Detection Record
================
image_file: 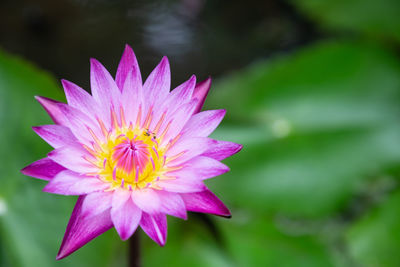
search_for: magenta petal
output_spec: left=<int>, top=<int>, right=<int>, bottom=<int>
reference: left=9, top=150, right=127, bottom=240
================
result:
left=160, top=99, right=198, bottom=145
left=121, top=69, right=143, bottom=124
left=81, top=191, right=113, bottom=217
left=140, top=212, right=167, bottom=246
left=35, top=96, right=66, bottom=125
left=202, top=139, right=243, bottom=161
left=61, top=79, right=105, bottom=121
left=168, top=75, right=196, bottom=106
left=192, top=77, right=211, bottom=113
left=143, top=56, right=170, bottom=105
left=56, top=196, right=113, bottom=260
left=180, top=188, right=231, bottom=217
left=36, top=97, right=101, bottom=144
left=90, top=58, right=121, bottom=110
left=131, top=189, right=161, bottom=214
left=116, top=44, right=142, bottom=92
left=170, top=156, right=230, bottom=180
left=43, top=170, right=109, bottom=195
left=21, top=158, right=65, bottom=181
left=32, top=125, right=77, bottom=148
left=158, top=191, right=187, bottom=219
left=157, top=178, right=205, bottom=193
left=111, top=189, right=142, bottom=240
left=166, top=137, right=212, bottom=165
left=48, top=146, right=97, bottom=174
left=181, top=109, right=226, bottom=138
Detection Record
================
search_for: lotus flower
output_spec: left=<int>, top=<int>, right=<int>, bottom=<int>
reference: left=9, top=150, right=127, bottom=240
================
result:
left=21, top=45, right=242, bottom=260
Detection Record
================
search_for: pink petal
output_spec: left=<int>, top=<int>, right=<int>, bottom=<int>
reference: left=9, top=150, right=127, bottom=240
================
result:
left=166, top=137, right=212, bottom=165
left=21, top=158, right=65, bottom=181
left=61, top=79, right=107, bottom=124
left=181, top=109, right=226, bottom=138
left=90, top=58, right=121, bottom=111
left=160, top=99, right=198, bottom=146
left=131, top=189, right=161, bottom=214
left=157, top=178, right=205, bottom=193
left=143, top=56, right=170, bottom=107
left=48, top=146, right=97, bottom=174
left=121, top=69, right=143, bottom=125
left=36, top=96, right=101, bottom=144
left=32, top=125, right=77, bottom=148
left=35, top=96, right=67, bottom=125
left=202, top=139, right=243, bottom=161
left=116, top=44, right=142, bottom=92
left=111, top=189, right=142, bottom=240
left=56, top=196, right=113, bottom=260
left=167, top=75, right=196, bottom=107
left=157, top=191, right=187, bottom=219
left=112, top=188, right=132, bottom=209
left=81, top=191, right=113, bottom=217
left=147, top=75, right=196, bottom=135
left=140, top=212, right=167, bottom=246
left=180, top=188, right=231, bottom=217
left=168, top=156, right=230, bottom=180
left=192, top=77, right=211, bottom=113
left=43, top=170, right=109, bottom=195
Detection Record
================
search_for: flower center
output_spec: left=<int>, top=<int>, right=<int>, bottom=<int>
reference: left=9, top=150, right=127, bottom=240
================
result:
left=82, top=107, right=183, bottom=191
left=112, top=137, right=149, bottom=174
left=82, top=107, right=176, bottom=191
left=99, top=126, right=166, bottom=190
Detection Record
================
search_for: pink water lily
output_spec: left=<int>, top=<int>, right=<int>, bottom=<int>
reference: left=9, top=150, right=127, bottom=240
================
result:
left=21, top=45, right=242, bottom=260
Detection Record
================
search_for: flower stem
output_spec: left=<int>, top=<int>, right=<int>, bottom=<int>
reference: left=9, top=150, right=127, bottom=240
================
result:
left=129, top=231, right=141, bottom=267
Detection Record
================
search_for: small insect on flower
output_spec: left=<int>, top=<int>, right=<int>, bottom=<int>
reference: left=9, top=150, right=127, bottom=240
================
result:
left=21, top=45, right=242, bottom=260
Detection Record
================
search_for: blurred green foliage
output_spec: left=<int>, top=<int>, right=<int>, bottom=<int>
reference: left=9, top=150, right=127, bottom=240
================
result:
left=0, top=51, right=124, bottom=266
left=291, top=0, right=400, bottom=42
left=1, top=0, right=400, bottom=266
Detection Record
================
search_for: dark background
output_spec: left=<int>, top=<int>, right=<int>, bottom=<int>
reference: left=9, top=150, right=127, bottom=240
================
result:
left=0, top=0, right=317, bottom=88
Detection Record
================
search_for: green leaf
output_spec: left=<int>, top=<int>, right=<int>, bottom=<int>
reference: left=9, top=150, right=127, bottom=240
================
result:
left=208, top=41, right=400, bottom=217
left=220, top=215, right=334, bottom=267
left=346, top=191, right=400, bottom=267
left=291, top=0, right=400, bottom=42
left=0, top=49, right=122, bottom=266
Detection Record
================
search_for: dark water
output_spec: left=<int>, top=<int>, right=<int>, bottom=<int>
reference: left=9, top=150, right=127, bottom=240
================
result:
left=0, top=0, right=318, bottom=89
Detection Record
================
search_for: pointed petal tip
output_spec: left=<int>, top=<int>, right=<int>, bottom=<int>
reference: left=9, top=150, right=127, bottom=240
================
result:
left=31, top=125, right=40, bottom=132
left=196, top=77, right=212, bottom=90
left=158, top=56, right=170, bottom=68
left=121, top=44, right=135, bottom=59
left=124, top=43, right=133, bottom=51
left=20, top=165, right=30, bottom=176
left=192, top=77, right=212, bottom=113
left=56, top=252, right=67, bottom=261
left=159, top=56, right=170, bottom=69
left=60, top=79, right=74, bottom=88
left=119, top=232, right=131, bottom=241
left=89, top=58, right=102, bottom=68
left=158, top=240, right=166, bottom=247
left=161, top=55, right=169, bottom=62
left=34, top=95, right=58, bottom=106
left=34, top=95, right=44, bottom=102
left=236, top=144, right=244, bottom=153
left=188, top=74, right=197, bottom=86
